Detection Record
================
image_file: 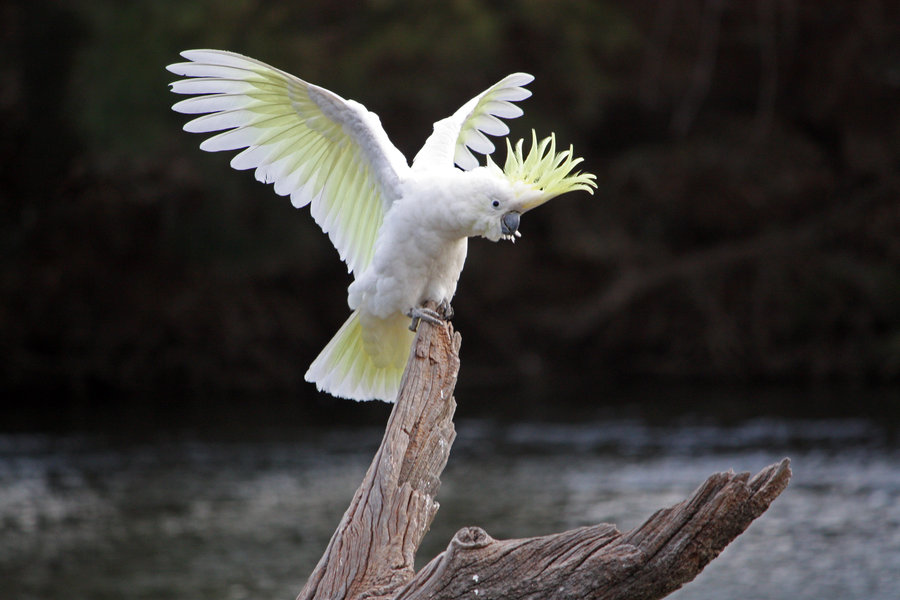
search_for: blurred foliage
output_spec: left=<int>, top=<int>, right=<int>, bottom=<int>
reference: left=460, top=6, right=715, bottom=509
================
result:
left=66, top=0, right=636, bottom=161
left=1, top=0, right=899, bottom=413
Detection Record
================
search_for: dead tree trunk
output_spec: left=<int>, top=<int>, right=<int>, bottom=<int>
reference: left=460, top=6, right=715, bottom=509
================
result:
left=297, top=303, right=791, bottom=600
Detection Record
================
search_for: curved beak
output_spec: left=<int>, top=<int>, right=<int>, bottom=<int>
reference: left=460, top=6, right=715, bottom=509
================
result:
left=501, top=211, right=521, bottom=238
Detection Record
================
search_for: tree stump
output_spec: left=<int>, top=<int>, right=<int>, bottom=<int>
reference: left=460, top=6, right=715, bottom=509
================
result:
left=297, top=305, right=791, bottom=600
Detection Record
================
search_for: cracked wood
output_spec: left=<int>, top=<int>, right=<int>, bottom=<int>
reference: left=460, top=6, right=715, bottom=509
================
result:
left=296, top=303, right=791, bottom=600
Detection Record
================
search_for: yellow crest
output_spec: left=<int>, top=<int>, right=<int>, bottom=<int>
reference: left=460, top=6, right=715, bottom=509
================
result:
left=488, top=130, right=597, bottom=211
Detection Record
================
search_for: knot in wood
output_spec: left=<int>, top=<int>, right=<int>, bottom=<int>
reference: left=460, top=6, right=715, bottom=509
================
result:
left=451, top=526, right=492, bottom=549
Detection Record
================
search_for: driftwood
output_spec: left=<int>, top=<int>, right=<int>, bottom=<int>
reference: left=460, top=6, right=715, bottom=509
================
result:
left=297, top=303, right=791, bottom=600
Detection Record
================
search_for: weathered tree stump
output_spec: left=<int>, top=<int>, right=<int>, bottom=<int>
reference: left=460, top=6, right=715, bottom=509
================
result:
left=297, top=304, right=791, bottom=600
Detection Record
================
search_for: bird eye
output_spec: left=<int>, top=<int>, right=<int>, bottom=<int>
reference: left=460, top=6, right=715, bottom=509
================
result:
left=491, top=200, right=500, bottom=208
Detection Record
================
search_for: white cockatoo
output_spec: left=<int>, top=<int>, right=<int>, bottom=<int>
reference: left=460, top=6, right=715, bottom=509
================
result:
left=167, top=50, right=596, bottom=402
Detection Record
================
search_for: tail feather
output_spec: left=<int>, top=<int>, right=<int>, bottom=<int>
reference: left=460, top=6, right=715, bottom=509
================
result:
left=305, top=309, right=413, bottom=402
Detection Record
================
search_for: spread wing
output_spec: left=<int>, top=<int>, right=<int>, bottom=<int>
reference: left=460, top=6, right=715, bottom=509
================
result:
left=167, top=50, right=410, bottom=274
left=412, top=72, right=533, bottom=172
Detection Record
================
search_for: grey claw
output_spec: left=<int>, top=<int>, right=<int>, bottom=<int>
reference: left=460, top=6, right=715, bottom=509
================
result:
left=438, top=300, right=454, bottom=320
left=407, top=306, right=444, bottom=331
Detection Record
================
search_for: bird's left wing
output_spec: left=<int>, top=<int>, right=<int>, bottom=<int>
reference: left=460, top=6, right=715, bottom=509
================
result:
left=412, top=73, right=534, bottom=172
left=167, top=50, right=409, bottom=274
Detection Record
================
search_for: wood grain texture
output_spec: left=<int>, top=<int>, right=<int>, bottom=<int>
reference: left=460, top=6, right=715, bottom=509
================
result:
left=297, top=303, right=461, bottom=600
left=394, top=459, right=791, bottom=600
left=296, top=306, right=791, bottom=600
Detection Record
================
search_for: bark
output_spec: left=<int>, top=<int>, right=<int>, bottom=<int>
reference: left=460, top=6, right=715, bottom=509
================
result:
left=297, top=302, right=461, bottom=600
left=297, top=303, right=791, bottom=600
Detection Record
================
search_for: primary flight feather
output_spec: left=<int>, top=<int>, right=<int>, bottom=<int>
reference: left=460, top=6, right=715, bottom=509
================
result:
left=167, top=49, right=596, bottom=402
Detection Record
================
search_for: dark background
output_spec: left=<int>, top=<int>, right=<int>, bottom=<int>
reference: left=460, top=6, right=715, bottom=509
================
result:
left=2, top=0, right=898, bottom=432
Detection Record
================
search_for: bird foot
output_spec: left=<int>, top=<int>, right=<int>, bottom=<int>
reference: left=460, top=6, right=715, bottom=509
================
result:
left=437, top=299, right=454, bottom=320
left=407, top=302, right=454, bottom=331
left=407, top=307, right=442, bottom=331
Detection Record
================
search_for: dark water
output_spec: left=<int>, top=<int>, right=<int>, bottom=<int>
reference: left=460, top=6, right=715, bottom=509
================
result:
left=1, top=410, right=898, bottom=600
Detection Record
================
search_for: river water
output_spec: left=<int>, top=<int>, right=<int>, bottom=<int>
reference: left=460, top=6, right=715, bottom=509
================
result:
left=1, top=404, right=898, bottom=600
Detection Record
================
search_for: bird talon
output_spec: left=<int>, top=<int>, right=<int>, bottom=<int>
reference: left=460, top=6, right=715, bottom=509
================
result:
left=406, top=306, right=444, bottom=331
left=436, top=300, right=454, bottom=320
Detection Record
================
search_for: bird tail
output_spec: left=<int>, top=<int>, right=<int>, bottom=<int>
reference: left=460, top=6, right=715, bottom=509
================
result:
left=304, top=309, right=414, bottom=402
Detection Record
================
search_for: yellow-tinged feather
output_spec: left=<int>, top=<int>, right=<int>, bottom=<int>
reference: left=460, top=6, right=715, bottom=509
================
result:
left=168, top=49, right=405, bottom=276
left=489, top=131, right=597, bottom=211
left=334, top=164, right=369, bottom=262
left=304, top=310, right=411, bottom=402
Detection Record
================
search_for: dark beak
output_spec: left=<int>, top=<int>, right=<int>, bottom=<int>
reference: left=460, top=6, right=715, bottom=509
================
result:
left=501, top=211, right=521, bottom=237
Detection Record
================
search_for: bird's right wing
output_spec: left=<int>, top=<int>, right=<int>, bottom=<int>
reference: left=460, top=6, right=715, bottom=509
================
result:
left=412, top=73, right=534, bottom=171
left=167, top=50, right=410, bottom=275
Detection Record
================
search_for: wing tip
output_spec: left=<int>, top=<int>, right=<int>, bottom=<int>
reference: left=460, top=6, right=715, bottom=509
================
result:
left=508, top=72, right=535, bottom=85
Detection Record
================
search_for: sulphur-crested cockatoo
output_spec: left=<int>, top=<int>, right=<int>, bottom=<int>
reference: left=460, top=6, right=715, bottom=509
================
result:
left=167, top=50, right=595, bottom=402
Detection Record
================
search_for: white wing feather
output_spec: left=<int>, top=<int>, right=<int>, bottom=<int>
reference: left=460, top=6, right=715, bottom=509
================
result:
left=167, top=49, right=410, bottom=274
left=412, top=72, right=533, bottom=171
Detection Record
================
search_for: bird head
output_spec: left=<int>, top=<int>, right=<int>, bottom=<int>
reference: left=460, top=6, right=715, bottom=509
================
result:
left=478, top=131, right=596, bottom=242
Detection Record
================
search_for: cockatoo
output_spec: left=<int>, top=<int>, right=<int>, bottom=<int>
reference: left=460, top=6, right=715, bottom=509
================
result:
left=167, top=50, right=596, bottom=402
